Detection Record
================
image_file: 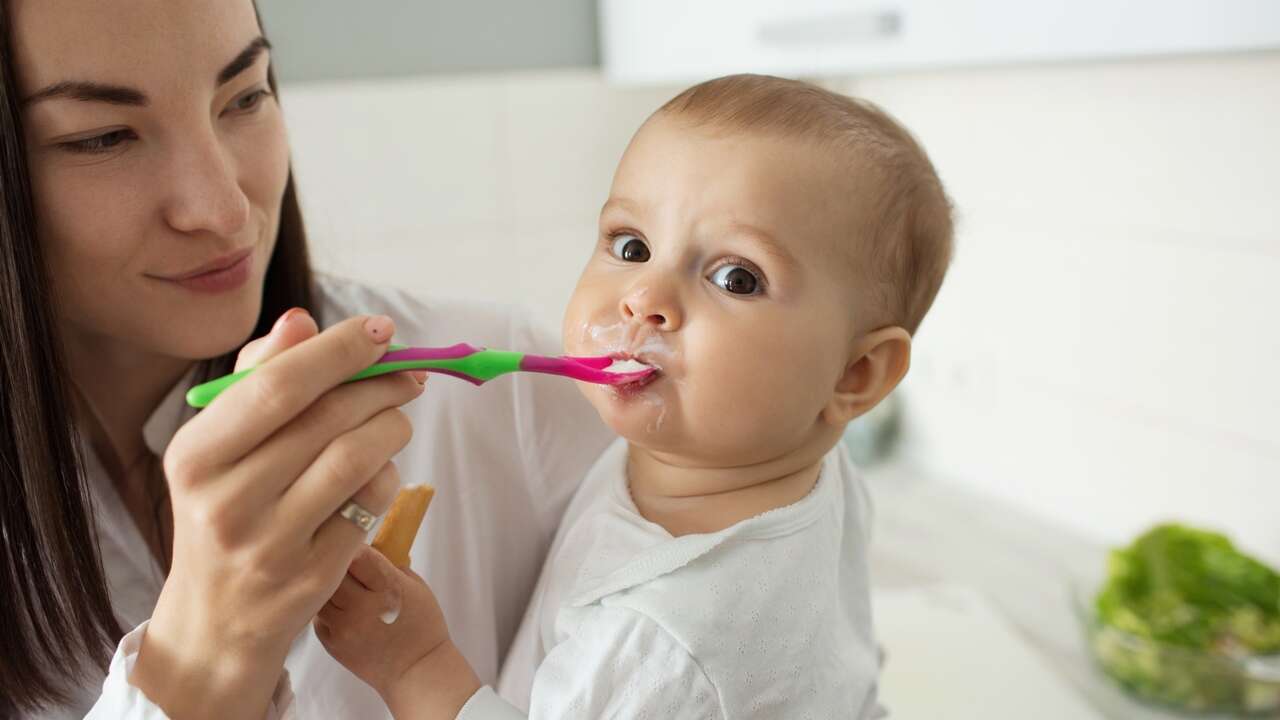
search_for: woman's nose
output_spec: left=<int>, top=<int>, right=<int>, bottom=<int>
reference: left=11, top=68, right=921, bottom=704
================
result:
left=162, top=131, right=251, bottom=238
left=618, top=283, right=681, bottom=330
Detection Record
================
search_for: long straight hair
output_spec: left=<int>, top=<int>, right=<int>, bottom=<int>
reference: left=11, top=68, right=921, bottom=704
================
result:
left=0, top=3, right=314, bottom=714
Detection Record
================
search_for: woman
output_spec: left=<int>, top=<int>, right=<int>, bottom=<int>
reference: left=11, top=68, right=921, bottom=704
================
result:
left=0, top=1, right=611, bottom=718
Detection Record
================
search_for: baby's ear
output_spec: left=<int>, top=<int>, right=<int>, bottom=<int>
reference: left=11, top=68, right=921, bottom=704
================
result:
left=823, top=327, right=911, bottom=426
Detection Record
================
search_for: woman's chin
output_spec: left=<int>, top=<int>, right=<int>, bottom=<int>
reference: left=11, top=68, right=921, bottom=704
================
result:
left=164, top=307, right=262, bottom=361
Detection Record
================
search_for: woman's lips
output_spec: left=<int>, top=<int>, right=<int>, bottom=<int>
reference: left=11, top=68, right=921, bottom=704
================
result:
left=158, top=248, right=254, bottom=294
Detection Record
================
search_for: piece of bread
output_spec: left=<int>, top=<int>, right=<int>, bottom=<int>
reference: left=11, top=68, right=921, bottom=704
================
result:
left=371, top=484, right=434, bottom=568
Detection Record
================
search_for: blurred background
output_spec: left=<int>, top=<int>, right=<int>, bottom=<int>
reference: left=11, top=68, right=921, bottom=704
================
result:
left=258, top=2, right=1279, bottom=717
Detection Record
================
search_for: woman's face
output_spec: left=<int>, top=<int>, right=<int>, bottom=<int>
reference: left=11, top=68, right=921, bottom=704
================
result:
left=11, top=0, right=289, bottom=361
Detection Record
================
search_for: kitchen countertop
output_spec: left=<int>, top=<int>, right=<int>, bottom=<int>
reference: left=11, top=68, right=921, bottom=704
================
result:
left=862, top=460, right=1248, bottom=720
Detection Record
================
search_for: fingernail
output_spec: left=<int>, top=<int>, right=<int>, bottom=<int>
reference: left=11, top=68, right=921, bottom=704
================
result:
left=363, top=315, right=394, bottom=343
left=273, top=304, right=313, bottom=333
left=273, top=307, right=305, bottom=333
left=409, top=371, right=428, bottom=385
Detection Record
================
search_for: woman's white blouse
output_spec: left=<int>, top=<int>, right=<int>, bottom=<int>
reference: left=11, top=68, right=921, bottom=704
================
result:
left=31, top=276, right=613, bottom=719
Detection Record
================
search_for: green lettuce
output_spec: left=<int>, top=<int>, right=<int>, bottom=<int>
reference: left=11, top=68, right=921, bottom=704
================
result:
left=1091, top=523, right=1280, bottom=713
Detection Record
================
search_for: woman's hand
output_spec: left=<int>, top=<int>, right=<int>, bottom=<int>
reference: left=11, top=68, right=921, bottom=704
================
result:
left=131, top=309, right=427, bottom=719
left=316, top=546, right=480, bottom=720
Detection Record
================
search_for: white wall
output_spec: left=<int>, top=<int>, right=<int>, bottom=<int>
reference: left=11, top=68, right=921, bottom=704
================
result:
left=282, top=53, right=1280, bottom=564
left=282, top=71, right=678, bottom=334
left=837, top=54, right=1280, bottom=565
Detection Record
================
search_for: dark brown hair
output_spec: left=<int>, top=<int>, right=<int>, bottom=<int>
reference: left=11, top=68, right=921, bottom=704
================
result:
left=658, top=74, right=953, bottom=334
left=0, top=3, right=313, bottom=714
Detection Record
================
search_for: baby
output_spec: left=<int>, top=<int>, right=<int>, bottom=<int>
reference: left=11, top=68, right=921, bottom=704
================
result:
left=317, top=74, right=953, bottom=719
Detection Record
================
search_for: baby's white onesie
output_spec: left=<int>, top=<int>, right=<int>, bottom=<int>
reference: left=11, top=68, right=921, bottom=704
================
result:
left=495, top=439, right=885, bottom=719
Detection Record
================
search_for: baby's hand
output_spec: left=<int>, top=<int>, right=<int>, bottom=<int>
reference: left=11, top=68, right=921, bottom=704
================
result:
left=314, top=545, right=450, bottom=699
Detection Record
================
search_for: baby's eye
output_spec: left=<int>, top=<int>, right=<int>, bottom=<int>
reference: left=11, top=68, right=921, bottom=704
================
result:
left=609, top=234, right=650, bottom=263
left=709, top=264, right=762, bottom=296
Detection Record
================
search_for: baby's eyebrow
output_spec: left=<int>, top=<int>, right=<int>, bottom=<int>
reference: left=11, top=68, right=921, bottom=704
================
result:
left=600, top=197, right=642, bottom=217
left=730, top=222, right=797, bottom=268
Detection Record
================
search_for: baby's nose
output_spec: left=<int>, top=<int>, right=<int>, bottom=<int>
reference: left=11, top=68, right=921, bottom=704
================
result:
left=620, top=298, right=664, bottom=326
left=618, top=288, right=678, bottom=329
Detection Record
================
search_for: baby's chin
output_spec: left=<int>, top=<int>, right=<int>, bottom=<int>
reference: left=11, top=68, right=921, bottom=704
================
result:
left=586, top=382, right=677, bottom=444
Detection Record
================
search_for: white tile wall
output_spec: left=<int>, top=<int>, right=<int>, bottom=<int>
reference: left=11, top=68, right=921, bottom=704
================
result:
left=281, top=55, right=1280, bottom=564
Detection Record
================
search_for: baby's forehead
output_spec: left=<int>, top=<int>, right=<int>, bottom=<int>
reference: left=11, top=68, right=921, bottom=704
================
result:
left=626, top=115, right=880, bottom=256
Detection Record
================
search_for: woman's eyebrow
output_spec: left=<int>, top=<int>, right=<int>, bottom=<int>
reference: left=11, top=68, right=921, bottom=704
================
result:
left=216, top=36, right=271, bottom=87
left=21, top=36, right=271, bottom=108
left=21, top=81, right=147, bottom=107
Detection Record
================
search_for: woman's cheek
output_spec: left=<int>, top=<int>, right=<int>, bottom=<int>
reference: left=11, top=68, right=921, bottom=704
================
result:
left=37, top=174, right=141, bottom=311
left=232, top=107, right=290, bottom=211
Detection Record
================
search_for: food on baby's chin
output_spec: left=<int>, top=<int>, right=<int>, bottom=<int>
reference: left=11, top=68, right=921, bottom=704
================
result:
left=604, top=358, right=652, bottom=374
left=1090, top=523, right=1280, bottom=713
left=371, top=484, right=434, bottom=568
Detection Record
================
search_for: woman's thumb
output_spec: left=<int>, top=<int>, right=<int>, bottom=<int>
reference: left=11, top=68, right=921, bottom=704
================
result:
left=234, top=307, right=318, bottom=372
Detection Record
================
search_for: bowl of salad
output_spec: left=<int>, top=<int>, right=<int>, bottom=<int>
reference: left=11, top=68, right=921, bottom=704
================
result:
left=1073, top=523, right=1280, bottom=715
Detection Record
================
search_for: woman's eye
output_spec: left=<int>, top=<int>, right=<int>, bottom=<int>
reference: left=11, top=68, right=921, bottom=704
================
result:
left=709, top=264, right=762, bottom=295
left=230, top=89, right=271, bottom=113
left=61, top=129, right=135, bottom=154
left=609, top=234, right=650, bottom=263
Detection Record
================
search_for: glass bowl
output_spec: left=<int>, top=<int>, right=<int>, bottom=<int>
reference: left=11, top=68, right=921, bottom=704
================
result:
left=1071, top=574, right=1280, bottom=716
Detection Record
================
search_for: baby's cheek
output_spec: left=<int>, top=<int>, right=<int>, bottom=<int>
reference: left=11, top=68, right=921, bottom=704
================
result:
left=693, top=355, right=770, bottom=423
left=708, top=334, right=829, bottom=424
left=559, top=311, right=582, bottom=355
left=560, top=305, right=603, bottom=357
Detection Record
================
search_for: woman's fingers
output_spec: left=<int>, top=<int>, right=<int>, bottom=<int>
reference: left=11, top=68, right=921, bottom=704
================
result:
left=173, top=315, right=396, bottom=468
left=235, top=307, right=318, bottom=372
left=284, top=406, right=410, bottom=540
left=307, top=462, right=406, bottom=572
left=232, top=372, right=423, bottom=502
left=276, top=459, right=402, bottom=613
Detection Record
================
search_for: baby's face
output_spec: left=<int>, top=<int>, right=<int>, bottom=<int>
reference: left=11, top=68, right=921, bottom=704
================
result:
left=563, top=114, right=868, bottom=464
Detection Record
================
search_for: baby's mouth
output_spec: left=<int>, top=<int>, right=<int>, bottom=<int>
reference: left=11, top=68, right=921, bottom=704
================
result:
left=605, top=352, right=661, bottom=393
left=603, top=357, right=652, bottom=374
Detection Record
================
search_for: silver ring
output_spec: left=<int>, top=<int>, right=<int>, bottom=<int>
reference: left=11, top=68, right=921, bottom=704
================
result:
left=337, top=500, right=378, bottom=532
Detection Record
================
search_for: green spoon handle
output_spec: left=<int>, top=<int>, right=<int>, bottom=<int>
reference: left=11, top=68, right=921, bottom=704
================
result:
left=185, top=345, right=523, bottom=408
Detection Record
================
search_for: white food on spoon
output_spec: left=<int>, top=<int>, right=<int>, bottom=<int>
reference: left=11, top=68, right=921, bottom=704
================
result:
left=604, top=358, right=652, bottom=374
